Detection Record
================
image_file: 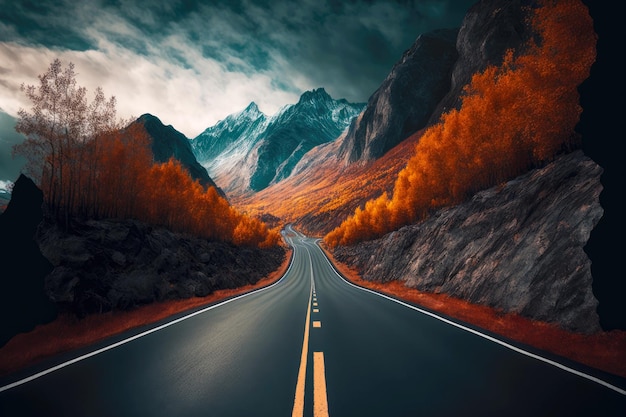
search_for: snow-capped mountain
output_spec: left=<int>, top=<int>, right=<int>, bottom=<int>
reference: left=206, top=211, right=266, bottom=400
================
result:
left=190, top=88, right=365, bottom=195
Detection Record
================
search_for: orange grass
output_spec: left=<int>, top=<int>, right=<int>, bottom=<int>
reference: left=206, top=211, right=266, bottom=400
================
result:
left=0, top=249, right=292, bottom=377
left=322, top=246, right=626, bottom=379
left=235, top=131, right=423, bottom=235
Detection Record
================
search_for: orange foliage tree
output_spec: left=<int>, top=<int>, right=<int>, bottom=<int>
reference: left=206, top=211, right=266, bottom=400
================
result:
left=326, top=0, right=596, bottom=247
left=14, top=59, right=279, bottom=248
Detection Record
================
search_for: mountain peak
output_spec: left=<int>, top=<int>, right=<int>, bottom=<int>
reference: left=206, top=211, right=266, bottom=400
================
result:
left=138, top=113, right=160, bottom=124
left=137, top=113, right=176, bottom=132
left=241, top=102, right=263, bottom=119
left=299, top=87, right=332, bottom=104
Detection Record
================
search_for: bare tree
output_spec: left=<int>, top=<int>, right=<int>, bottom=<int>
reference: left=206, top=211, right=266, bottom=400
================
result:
left=13, top=58, right=127, bottom=225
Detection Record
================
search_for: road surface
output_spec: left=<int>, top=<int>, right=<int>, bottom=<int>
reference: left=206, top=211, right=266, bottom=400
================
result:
left=1, top=226, right=625, bottom=416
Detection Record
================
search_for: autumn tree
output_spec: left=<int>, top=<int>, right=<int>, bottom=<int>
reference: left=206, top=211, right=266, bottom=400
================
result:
left=326, top=0, right=596, bottom=247
left=14, top=58, right=280, bottom=248
left=14, top=58, right=127, bottom=225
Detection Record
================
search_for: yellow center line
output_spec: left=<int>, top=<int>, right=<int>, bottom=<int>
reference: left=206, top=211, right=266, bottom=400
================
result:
left=292, top=247, right=315, bottom=417
left=313, top=308, right=319, bottom=313
left=314, top=352, right=330, bottom=417
left=292, top=283, right=312, bottom=417
left=313, top=321, right=321, bottom=328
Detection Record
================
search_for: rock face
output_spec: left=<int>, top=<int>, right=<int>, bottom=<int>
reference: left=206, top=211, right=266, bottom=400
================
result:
left=333, top=151, right=603, bottom=333
left=0, top=175, right=56, bottom=346
left=133, top=114, right=224, bottom=196
left=428, top=0, right=535, bottom=125
left=337, top=28, right=458, bottom=164
left=191, top=88, right=364, bottom=194
left=36, top=218, right=285, bottom=318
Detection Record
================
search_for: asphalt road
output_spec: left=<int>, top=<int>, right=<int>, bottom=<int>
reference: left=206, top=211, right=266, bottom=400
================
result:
left=1, top=226, right=625, bottom=416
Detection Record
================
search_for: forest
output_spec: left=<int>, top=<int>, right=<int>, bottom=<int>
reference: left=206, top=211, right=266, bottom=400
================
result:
left=325, top=0, right=596, bottom=247
left=13, top=60, right=280, bottom=248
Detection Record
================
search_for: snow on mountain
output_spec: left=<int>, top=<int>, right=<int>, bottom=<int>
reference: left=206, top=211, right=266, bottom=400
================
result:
left=190, top=88, right=365, bottom=195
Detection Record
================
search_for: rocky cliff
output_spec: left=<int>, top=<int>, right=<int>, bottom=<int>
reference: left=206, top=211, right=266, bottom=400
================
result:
left=36, top=217, right=286, bottom=318
left=427, top=0, right=535, bottom=126
left=337, top=28, right=458, bottom=164
left=332, top=151, right=603, bottom=333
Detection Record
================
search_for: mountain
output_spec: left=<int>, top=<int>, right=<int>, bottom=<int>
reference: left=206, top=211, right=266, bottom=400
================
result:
left=191, top=88, right=365, bottom=194
left=191, top=103, right=269, bottom=196
left=132, top=114, right=224, bottom=196
left=338, top=28, right=458, bottom=164
left=239, top=0, right=620, bottom=336
left=192, top=102, right=267, bottom=163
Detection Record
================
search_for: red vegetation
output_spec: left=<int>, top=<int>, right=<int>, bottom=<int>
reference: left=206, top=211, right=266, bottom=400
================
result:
left=14, top=59, right=279, bottom=247
left=64, top=128, right=279, bottom=247
left=322, top=247, right=626, bottom=378
left=0, top=249, right=292, bottom=377
left=236, top=131, right=422, bottom=235
left=326, top=0, right=597, bottom=246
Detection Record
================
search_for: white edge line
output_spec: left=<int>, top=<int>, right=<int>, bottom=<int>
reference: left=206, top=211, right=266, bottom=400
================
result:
left=0, top=245, right=296, bottom=394
left=314, top=240, right=626, bottom=396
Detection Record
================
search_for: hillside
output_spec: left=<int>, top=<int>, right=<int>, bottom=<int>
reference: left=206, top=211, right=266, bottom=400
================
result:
left=235, top=130, right=421, bottom=235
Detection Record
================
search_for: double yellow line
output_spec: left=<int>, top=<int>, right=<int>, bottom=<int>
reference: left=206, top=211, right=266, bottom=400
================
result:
left=292, top=249, right=329, bottom=417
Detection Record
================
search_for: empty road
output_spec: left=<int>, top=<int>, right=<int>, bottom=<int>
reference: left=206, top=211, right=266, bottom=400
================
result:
left=1, top=226, right=625, bottom=416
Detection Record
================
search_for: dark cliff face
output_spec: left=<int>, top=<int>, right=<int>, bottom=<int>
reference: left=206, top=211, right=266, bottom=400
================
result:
left=0, top=175, right=56, bottom=346
left=36, top=218, right=285, bottom=318
left=338, top=28, right=459, bottom=164
left=333, top=151, right=603, bottom=334
left=134, top=114, right=225, bottom=196
left=428, top=0, right=535, bottom=126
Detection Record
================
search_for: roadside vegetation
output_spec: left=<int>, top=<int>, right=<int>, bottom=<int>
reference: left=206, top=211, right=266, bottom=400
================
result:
left=326, top=0, right=596, bottom=247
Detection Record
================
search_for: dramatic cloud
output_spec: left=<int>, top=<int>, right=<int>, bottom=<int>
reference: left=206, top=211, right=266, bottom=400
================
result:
left=0, top=0, right=474, bottom=139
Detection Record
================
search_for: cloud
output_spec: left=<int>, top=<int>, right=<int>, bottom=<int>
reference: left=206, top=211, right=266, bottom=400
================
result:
left=0, top=40, right=300, bottom=138
left=0, top=0, right=475, bottom=137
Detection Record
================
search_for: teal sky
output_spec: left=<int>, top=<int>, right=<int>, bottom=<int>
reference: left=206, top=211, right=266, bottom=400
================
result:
left=0, top=0, right=474, bottom=138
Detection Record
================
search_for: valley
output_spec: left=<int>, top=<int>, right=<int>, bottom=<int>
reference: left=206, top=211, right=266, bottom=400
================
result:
left=0, top=0, right=624, bottom=415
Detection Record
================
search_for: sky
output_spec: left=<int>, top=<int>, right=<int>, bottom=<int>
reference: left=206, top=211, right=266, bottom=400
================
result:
left=0, top=0, right=475, bottom=136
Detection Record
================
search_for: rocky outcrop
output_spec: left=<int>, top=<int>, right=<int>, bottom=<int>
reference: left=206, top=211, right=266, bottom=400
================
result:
left=36, top=218, right=286, bottom=318
left=338, top=29, right=458, bottom=164
left=0, top=175, right=56, bottom=346
left=428, top=0, right=535, bottom=126
left=332, top=151, right=603, bottom=333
